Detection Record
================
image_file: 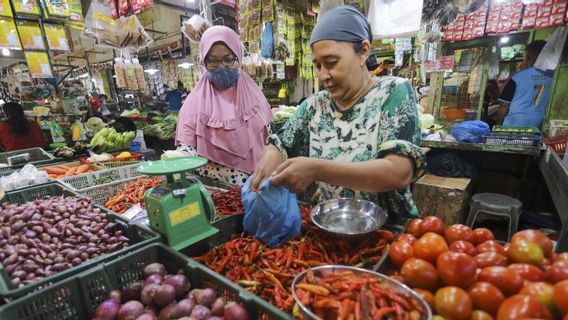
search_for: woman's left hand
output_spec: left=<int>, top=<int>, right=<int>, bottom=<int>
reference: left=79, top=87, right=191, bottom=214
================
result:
left=271, top=157, right=319, bottom=193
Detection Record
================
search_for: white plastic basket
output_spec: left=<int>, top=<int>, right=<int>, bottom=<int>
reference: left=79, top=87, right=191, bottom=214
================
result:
left=58, top=163, right=141, bottom=191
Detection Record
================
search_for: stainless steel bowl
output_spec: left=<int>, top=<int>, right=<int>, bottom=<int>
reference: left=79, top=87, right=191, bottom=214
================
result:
left=292, top=265, right=432, bottom=320
left=311, top=198, right=388, bottom=237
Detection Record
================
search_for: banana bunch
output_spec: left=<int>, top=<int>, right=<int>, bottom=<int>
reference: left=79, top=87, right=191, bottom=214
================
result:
left=90, top=128, right=136, bottom=152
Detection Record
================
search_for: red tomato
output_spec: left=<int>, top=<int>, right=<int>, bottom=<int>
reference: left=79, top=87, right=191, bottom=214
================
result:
left=437, top=251, right=477, bottom=288
left=519, top=282, right=556, bottom=313
left=511, top=230, right=553, bottom=258
left=434, top=286, right=473, bottom=320
left=468, top=282, right=506, bottom=316
left=444, top=224, right=474, bottom=244
left=541, top=258, right=552, bottom=271
left=396, top=233, right=417, bottom=245
left=472, top=228, right=495, bottom=245
left=478, top=266, right=524, bottom=296
left=407, top=218, right=423, bottom=238
left=413, top=288, right=435, bottom=309
left=496, top=295, right=552, bottom=320
left=477, top=240, right=506, bottom=256
left=419, top=216, right=446, bottom=235
left=449, top=240, right=478, bottom=256
left=553, top=280, right=568, bottom=314
left=507, top=263, right=546, bottom=282
left=471, top=310, right=495, bottom=320
left=553, top=252, right=568, bottom=263
left=474, top=252, right=509, bottom=268
left=414, top=232, right=449, bottom=264
left=546, top=261, right=568, bottom=283
left=389, top=241, right=414, bottom=267
left=400, top=258, right=440, bottom=290
left=508, top=239, right=544, bottom=266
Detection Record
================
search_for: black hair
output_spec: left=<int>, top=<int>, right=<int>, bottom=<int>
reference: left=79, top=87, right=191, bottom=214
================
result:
left=112, top=117, right=137, bottom=133
left=526, top=40, right=546, bottom=61
left=99, top=94, right=108, bottom=100
left=177, top=81, right=184, bottom=88
left=2, top=102, right=29, bottom=136
left=366, top=54, right=379, bottom=71
left=352, top=41, right=363, bottom=53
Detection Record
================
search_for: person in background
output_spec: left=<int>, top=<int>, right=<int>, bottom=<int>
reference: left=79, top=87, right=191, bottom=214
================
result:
left=498, top=40, right=553, bottom=128
left=251, top=6, right=425, bottom=222
left=366, top=53, right=381, bottom=76
left=99, top=94, right=112, bottom=118
left=165, top=81, right=185, bottom=111
left=0, top=102, right=45, bottom=151
left=175, top=26, right=273, bottom=187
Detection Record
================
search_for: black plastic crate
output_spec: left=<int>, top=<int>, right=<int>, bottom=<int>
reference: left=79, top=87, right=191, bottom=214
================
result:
left=0, top=243, right=289, bottom=320
left=0, top=183, right=161, bottom=301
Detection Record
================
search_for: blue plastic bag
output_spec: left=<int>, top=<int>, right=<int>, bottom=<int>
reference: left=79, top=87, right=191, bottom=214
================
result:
left=242, top=176, right=301, bottom=248
left=451, top=120, right=490, bottom=143
left=260, top=22, right=274, bottom=59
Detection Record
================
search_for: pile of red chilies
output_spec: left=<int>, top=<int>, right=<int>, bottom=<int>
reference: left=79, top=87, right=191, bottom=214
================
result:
left=211, top=187, right=244, bottom=216
left=193, top=207, right=394, bottom=314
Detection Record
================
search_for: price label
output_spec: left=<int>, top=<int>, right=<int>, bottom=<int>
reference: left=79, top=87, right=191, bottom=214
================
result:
left=59, top=38, right=69, bottom=50
left=123, top=203, right=143, bottom=220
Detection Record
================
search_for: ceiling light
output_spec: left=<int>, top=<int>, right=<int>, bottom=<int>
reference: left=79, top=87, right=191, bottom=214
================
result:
left=144, top=68, right=159, bottom=74
left=177, top=62, right=194, bottom=69
left=2, top=48, right=9, bottom=56
left=500, top=36, right=510, bottom=44
left=187, top=0, right=196, bottom=2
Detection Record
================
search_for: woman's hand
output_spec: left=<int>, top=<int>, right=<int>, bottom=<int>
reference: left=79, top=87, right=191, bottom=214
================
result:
left=250, top=145, right=284, bottom=190
left=271, top=157, right=320, bottom=193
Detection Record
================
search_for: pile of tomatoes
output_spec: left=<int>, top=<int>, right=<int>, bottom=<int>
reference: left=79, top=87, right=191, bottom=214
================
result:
left=387, top=216, right=568, bottom=320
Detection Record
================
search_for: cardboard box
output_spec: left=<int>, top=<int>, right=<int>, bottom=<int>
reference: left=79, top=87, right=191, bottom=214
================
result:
left=412, top=174, right=472, bottom=225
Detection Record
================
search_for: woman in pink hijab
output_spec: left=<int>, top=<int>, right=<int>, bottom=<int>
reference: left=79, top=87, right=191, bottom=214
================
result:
left=175, top=26, right=273, bottom=186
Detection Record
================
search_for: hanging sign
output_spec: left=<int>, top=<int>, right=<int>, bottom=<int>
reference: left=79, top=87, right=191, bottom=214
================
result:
left=438, top=55, right=455, bottom=71
left=0, top=17, right=20, bottom=49
left=24, top=51, right=52, bottom=78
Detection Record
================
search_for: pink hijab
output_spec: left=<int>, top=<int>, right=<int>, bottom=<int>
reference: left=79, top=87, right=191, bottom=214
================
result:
left=175, top=26, right=273, bottom=174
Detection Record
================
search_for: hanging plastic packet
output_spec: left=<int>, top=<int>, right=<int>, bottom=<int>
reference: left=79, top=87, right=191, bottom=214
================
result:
left=49, top=120, right=66, bottom=143
left=181, top=15, right=209, bottom=43
left=260, top=22, right=274, bottom=59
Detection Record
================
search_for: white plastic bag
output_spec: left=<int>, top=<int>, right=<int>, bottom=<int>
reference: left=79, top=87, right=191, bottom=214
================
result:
left=534, top=26, right=568, bottom=71
left=368, top=0, right=423, bottom=39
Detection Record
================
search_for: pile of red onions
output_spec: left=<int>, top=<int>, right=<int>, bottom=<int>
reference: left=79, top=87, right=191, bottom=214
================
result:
left=0, top=196, right=130, bottom=288
left=94, top=263, right=249, bottom=320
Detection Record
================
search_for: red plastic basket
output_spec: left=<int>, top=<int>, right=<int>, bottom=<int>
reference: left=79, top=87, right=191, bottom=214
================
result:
left=79, top=152, right=143, bottom=164
left=545, top=134, right=568, bottom=156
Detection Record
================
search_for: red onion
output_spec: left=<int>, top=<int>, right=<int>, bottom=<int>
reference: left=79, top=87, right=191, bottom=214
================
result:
left=210, top=298, right=225, bottom=316
left=223, top=302, right=249, bottom=320
left=171, top=299, right=195, bottom=318
left=143, top=274, right=163, bottom=286
left=190, top=305, right=211, bottom=320
left=154, top=284, right=176, bottom=307
left=95, top=298, right=120, bottom=320
left=192, top=288, right=217, bottom=307
left=118, top=301, right=144, bottom=320
left=122, top=282, right=142, bottom=302
left=163, top=274, right=191, bottom=299
left=141, top=284, right=160, bottom=306
left=143, top=263, right=166, bottom=278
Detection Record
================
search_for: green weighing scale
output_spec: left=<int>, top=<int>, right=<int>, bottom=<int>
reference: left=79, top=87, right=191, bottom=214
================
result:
left=138, top=157, right=218, bottom=251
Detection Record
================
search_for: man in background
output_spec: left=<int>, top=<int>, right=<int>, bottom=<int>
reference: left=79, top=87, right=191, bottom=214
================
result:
left=165, top=81, right=185, bottom=111
left=498, top=40, right=553, bottom=128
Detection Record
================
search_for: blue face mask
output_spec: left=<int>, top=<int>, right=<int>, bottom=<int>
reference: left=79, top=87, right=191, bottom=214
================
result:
left=205, top=67, right=240, bottom=88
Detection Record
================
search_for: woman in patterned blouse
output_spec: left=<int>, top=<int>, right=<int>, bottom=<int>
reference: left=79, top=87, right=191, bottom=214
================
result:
left=250, top=6, right=426, bottom=222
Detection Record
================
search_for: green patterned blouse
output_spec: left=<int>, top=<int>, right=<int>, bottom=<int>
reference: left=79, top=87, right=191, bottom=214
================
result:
left=268, top=77, right=426, bottom=222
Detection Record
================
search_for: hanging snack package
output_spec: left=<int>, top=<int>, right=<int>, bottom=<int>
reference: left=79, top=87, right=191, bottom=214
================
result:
left=550, top=0, right=567, bottom=26
left=522, top=3, right=539, bottom=29
left=85, top=0, right=120, bottom=46
left=44, top=0, right=70, bottom=18
left=181, top=15, right=209, bottom=43
left=0, top=17, right=20, bottom=49
left=67, top=0, right=85, bottom=29
left=108, top=0, right=119, bottom=19
left=44, top=23, right=70, bottom=51
left=118, top=0, right=130, bottom=17
left=131, top=0, right=153, bottom=14
left=0, top=0, right=13, bottom=17
left=114, top=57, right=127, bottom=89
left=12, top=0, right=40, bottom=15
left=536, top=2, right=553, bottom=28
left=16, top=20, right=44, bottom=49
left=48, top=120, right=66, bottom=143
